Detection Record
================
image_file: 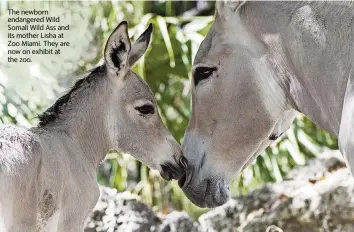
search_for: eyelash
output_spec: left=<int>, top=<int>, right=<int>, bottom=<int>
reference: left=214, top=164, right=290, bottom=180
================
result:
left=134, top=104, right=155, bottom=115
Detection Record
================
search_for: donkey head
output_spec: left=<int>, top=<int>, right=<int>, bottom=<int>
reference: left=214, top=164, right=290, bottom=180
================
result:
left=104, top=22, right=187, bottom=181
left=180, top=2, right=296, bottom=207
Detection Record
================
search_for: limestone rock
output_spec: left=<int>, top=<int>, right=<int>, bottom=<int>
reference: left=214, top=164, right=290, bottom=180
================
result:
left=86, top=150, right=354, bottom=232
left=84, top=188, right=160, bottom=232
left=199, top=150, right=354, bottom=232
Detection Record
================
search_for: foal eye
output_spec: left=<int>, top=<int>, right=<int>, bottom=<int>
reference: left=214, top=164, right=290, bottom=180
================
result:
left=134, top=104, right=155, bottom=115
left=194, top=66, right=217, bottom=86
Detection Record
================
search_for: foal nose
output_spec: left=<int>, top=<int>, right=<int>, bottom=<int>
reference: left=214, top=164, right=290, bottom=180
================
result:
left=160, top=156, right=188, bottom=181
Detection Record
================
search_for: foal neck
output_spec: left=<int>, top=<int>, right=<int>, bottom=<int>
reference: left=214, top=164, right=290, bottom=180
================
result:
left=65, top=81, right=112, bottom=168
left=39, top=67, right=112, bottom=168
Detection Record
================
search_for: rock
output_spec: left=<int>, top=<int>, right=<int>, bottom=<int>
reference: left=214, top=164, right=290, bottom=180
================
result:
left=86, top=150, right=354, bottom=232
left=158, top=211, right=200, bottom=232
left=84, top=188, right=199, bottom=232
left=199, top=150, right=354, bottom=232
left=286, top=149, right=346, bottom=182
left=84, top=188, right=160, bottom=232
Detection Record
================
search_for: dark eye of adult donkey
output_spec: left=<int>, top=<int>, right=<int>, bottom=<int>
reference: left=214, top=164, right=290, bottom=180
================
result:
left=180, top=1, right=354, bottom=208
left=0, top=22, right=187, bottom=232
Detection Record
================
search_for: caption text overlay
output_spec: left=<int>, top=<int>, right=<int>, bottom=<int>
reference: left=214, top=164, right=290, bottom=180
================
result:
left=7, top=8, right=71, bottom=63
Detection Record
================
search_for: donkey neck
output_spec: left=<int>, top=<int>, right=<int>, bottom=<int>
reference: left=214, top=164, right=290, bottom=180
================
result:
left=242, top=1, right=353, bottom=136
left=273, top=2, right=352, bottom=136
left=40, top=71, right=113, bottom=168
left=66, top=103, right=111, bottom=169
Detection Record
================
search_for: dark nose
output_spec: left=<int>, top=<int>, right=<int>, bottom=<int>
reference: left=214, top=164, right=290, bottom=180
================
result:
left=160, top=156, right=188, bottom=181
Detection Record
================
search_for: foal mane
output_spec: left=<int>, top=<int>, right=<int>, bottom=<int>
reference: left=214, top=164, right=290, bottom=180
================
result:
left=38, top=65, right=106, bottom=127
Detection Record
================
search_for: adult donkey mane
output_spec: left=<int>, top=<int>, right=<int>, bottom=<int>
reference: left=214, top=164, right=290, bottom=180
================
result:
left=38, top=65, right=105, bottom=126
left=0, top=21, right=186, bottom=232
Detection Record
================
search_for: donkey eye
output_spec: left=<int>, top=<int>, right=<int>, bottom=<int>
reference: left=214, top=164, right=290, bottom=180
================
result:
left=194, top=66, right=217, bottom=86
left=134, top=104, right=155, bottom=115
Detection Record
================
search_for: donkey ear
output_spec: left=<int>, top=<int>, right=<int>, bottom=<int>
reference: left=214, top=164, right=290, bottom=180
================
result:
left=128, top=24, right=153, bottom=67
left=104, top=21, right=131, bottom=73
left=216, top=1, right=246, bottom=16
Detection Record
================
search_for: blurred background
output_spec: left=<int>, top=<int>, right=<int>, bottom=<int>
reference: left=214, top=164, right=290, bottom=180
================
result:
left=0, top=1, right=338, bottom=220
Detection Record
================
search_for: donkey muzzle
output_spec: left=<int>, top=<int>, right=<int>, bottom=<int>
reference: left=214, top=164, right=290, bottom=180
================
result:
left=160, top=156, right=188, bottom=181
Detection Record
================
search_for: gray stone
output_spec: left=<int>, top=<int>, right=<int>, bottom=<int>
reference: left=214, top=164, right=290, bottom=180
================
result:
left=199, top=150, right=354, bottom=232
left=85, top=150, right=354, bottom=232
left=84, top=188, right=160, bottom=232
left=158, top=211, right=200, bottom=232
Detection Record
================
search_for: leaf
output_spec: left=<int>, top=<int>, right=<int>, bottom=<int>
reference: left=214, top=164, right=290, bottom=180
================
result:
left=156, top=16, right=175, bottom=67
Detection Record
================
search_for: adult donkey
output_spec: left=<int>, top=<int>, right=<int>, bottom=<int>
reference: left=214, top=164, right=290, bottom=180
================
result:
left=179, top=1, right=354, bottom=208
left=0, top=21, right=187, bottom=231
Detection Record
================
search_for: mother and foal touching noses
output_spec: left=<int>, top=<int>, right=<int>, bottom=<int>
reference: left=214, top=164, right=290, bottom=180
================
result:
left=1, top=1, right=354, bottom=231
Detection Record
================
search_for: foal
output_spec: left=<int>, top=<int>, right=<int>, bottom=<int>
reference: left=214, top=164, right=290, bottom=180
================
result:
left=0, top=22, right=186, bottom=232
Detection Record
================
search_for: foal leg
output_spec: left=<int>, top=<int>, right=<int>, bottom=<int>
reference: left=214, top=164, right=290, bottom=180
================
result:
left=2, top=196, right=37, bottom=232
left=56, top=210, right=87, bottom=232
left=56, top=206, right=92, bottom=232
left=57, top=191, right=99, bottom=232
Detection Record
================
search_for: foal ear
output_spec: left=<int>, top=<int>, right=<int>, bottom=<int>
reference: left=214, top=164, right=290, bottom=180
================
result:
left=128, top=24, right=153, bottom=67
left=104, top=21, right=131, bottom=74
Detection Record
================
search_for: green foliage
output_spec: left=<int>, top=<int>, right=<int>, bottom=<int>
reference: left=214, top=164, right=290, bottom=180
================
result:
left=0, top=0, right=339, bottom=220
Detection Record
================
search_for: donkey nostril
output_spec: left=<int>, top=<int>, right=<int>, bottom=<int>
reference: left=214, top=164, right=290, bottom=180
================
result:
left=179, top=156, right=188, bottom=169
left=160, top=164, right=172, bottom=181
left=178, top=173, right=187, bottom=187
